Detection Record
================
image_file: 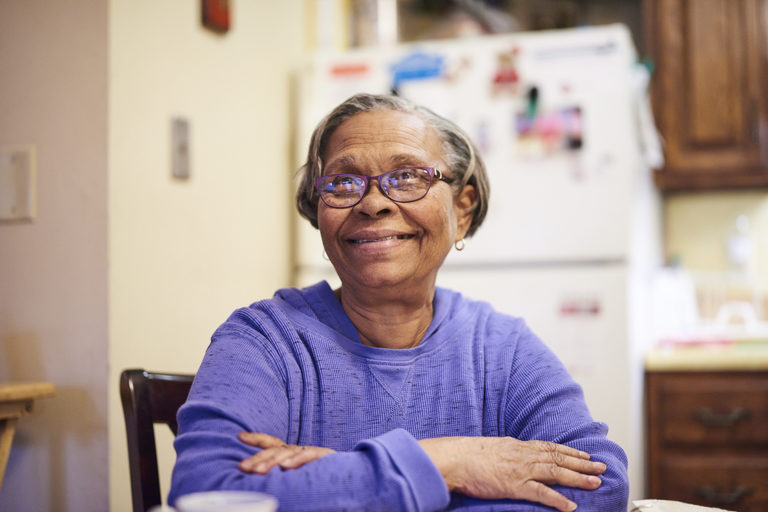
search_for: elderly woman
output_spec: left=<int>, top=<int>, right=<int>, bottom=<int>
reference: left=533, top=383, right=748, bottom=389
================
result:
left=168, top=93, right=629, bottom=511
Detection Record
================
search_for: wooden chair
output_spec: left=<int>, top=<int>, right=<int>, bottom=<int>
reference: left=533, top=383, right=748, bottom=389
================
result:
left=120, top=369, right=195, bottom=512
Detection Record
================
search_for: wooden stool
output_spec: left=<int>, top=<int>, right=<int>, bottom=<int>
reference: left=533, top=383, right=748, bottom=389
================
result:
left=0, top=381, right=55, bottom=491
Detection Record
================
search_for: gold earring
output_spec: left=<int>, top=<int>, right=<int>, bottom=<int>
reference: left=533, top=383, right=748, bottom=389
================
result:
left=454, top=239, right=465, bottom=251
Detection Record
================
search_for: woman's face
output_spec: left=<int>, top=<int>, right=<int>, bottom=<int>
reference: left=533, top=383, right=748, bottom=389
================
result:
left=317, top=109, right=476, bottom=293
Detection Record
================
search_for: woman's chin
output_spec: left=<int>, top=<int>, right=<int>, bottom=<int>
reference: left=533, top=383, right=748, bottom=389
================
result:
left=338, top=265, right=430, bottom=293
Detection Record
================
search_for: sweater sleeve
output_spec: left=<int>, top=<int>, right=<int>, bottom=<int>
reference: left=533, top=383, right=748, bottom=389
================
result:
left=497, top=323, right=630, bottom=512
left=167, top=325, right=449, bottom=512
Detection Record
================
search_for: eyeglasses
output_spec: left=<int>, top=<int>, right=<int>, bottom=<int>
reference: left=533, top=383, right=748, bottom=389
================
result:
left=315, top=166, right=452, bottom=209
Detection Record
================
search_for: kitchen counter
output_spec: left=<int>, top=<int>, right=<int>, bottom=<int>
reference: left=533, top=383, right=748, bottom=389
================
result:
left=644, top=346, right=768, bottom=509
left=645, top=341, right=768, bottom=371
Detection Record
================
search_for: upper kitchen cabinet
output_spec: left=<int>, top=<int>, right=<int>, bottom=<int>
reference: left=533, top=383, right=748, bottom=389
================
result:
left=645, top=0, right=768, bottom=191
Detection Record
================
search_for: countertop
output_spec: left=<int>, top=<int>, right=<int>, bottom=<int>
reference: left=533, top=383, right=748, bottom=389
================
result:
left=645, top=341, right=768, bottom=371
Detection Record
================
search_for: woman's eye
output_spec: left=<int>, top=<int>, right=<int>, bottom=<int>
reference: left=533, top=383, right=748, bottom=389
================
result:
left=332, top=176, right=357, bottom=187
left=392, top=168, right=425, bottom=182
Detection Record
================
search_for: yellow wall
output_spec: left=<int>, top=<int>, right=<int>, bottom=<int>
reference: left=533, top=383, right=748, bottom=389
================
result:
left=665, top=192, right=768, bottom=274
left=664, top=191, right=768, bottom=317
left=107, top=1, right=305, bottom=509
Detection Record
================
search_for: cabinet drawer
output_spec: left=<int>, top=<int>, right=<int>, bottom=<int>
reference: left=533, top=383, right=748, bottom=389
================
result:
left=657, top=456, right=768, bottom=511
left=655, top=373, right=768, bottom=445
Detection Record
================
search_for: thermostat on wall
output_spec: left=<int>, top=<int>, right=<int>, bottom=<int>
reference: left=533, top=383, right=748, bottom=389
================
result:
left=0, top=146, right=36, bottom=221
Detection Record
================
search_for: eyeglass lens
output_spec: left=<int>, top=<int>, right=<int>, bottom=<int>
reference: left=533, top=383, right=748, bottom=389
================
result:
left=317, top=167, right=436, bottom=208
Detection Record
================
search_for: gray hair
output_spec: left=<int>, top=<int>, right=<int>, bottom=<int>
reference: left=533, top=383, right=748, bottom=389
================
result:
left=295, top=93, right=489, bottom=237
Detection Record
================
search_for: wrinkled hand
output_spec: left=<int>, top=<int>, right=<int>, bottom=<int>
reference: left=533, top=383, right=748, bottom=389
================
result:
left=419, top=436, right=606, bottom=512
left=238, top=432, right=335, bottom=474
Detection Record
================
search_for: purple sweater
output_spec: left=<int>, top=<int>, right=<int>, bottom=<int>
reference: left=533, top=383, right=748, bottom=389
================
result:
left=168, top=281, right=628, bottom=511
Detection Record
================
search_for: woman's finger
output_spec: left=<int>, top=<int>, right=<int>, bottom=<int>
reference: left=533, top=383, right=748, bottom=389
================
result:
left=530, top=461, right=603, bottom=490
left=521, top=442, right=606, bottom=490
left=520, top=480, right=578, bottom=512
left=237, top=435, right=336, bottom=474
left=561, top=455, right=606, bottom=475
left=528, top=440, right=606, bottom=475
left=259, top=445, right=306, bottom=471
left=280, top=446, right=335, bottom=469
left=256, top=445, right=302, bottom=470
left=238, top=431, right=285, bottom=449
left=532, top=440, right=592, bottom=461
left=239, top=444, right=302, bottom=473
left=547, top=446, right=606, bottom=475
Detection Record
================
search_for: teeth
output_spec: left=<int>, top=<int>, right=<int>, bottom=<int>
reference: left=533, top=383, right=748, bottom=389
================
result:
left=350, top=234, right=412, bottom=244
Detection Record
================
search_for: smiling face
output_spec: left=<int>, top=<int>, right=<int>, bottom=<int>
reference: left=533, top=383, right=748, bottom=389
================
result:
left=317, top=109, right=476, bottom=294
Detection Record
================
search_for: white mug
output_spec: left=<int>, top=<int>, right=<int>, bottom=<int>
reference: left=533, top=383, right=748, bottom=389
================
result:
left=151, top=490, right=278, bottom=512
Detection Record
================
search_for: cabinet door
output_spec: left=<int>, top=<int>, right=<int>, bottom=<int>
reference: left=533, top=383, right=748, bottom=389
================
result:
left=654, top=372, right=768, bottom=445
left=647, top=0, right=768, bottom=189
left=658, top=456, right=768, bottom=511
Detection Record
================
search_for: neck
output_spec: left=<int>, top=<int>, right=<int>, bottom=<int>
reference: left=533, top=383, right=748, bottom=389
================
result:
left=336, top=281, right=436, bottom=349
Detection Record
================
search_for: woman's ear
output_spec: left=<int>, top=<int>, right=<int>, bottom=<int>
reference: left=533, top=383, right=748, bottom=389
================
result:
left=454, top=184, right=477, bottom=239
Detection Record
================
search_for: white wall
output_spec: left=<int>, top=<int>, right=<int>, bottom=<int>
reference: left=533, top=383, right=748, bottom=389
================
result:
left=107, top=1, right=305, bottom=509
left=0, top=1, right=109, bottom=511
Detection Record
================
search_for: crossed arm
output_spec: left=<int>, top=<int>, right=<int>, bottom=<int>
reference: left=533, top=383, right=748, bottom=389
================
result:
left=170, top=322, right=629, bottom=511
left=239, top=432, right=607, bottom=512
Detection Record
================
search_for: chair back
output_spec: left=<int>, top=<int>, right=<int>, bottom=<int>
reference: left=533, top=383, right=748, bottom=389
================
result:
left=120, top=369, right=194, bottom=512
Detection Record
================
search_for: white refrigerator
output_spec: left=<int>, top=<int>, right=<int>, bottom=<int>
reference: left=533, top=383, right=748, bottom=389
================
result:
left=292, top=24, right=662, bottom=504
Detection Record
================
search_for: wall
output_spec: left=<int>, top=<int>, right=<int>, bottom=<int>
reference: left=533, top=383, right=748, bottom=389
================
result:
left=107, top=1, right=304, bottom=510
left=665, top=192, right=768, bottom=275
left=665, top=191, right=768, bottom=317
left=1, top=1, right=304, bottom=510
left=0, top=1, right=109, bottom=511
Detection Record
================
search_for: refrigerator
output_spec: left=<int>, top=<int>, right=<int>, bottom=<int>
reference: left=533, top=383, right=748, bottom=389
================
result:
left=292, top=24, right=662, bottom=503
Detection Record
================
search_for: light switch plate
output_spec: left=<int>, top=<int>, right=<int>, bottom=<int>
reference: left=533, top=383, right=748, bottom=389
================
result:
left=171, top=118, right=190, bottom=179
left=0, top=146, right=36, bottom=221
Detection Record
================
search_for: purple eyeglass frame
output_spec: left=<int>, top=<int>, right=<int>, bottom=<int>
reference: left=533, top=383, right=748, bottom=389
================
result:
left=315, top=166, right=452, bottom=209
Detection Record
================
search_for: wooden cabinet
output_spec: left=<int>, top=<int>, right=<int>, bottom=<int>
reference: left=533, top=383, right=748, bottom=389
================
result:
left=646, top=371, right=768, bottom=510
left=644, top=0, right=768, bottom=191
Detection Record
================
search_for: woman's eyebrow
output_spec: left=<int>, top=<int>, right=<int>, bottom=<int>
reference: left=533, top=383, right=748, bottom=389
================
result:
left=325, top=153, right=425, bottom=172
left=388, top=154, right=423, bottom=167
left=325, top=155, right=358, bottom=171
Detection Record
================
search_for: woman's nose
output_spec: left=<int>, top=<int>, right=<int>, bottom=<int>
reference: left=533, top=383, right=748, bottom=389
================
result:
left=354, top=179, right=393, bottom=216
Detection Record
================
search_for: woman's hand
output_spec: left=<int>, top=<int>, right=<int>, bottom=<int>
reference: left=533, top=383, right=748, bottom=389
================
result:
left=419, top=436, right=606, bottom=512
left=237, top=432, right=335, bottom=474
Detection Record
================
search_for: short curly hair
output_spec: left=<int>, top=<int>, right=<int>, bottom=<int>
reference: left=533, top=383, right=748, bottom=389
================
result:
left=295, top=93, right=489, bottom=238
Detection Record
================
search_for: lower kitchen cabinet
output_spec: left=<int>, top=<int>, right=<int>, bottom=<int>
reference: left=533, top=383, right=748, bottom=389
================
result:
left=646, top=370, right=768, bottom=510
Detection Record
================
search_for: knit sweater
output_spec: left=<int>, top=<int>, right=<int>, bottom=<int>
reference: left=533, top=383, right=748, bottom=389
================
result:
left=168, top=281, right=629, bottom=511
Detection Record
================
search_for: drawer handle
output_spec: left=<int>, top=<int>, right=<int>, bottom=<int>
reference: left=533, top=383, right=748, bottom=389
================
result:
left=694, top=485, right=753, bottom=506
left=693, top=407, right=752, bottom=428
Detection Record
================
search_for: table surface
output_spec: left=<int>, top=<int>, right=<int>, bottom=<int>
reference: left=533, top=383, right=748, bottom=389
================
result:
left=0, top=381, right=56, bottom=404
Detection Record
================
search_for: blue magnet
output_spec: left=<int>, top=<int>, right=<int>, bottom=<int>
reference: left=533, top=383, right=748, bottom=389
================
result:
left=390, top=52, right=445, bottom=90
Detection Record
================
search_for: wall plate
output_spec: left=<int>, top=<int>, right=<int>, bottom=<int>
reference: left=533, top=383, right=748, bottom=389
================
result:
left=0, top=146, right=36, bottom=221
left=171, top=118, right=190, bottom=180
